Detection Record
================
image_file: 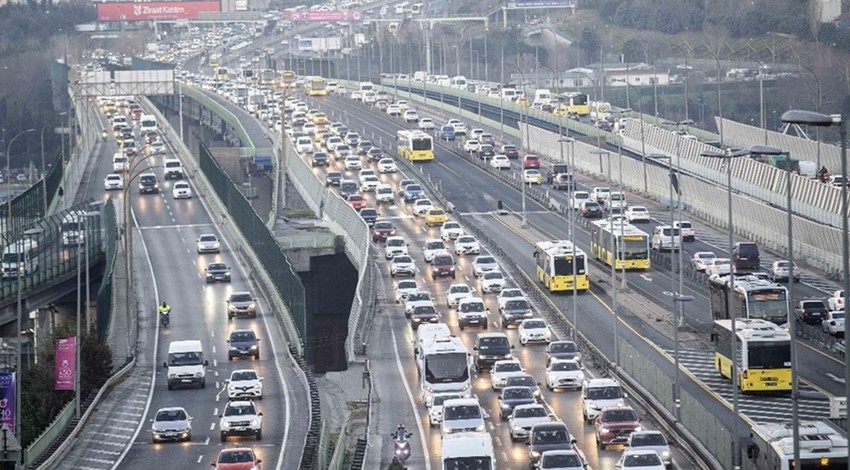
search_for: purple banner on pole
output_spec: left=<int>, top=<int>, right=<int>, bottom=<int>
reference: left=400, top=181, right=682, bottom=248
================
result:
left=0, top=372, right=15, bottom=433
left=55, top=337, right=76, bottom=391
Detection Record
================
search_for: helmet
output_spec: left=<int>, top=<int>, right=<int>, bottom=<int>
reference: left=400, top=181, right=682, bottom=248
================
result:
left=161, top=301, right=167, bottom=307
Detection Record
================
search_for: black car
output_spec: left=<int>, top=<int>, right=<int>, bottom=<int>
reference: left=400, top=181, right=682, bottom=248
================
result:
left=505, top=374, right=542, bottom=400
left=311, top=152, right=329, bottom=167
left=501, top=299, right=533, bottom=326
left=227, top=329, right=260, bottom=360
left=528, top=422, right=576, bottom=466
left=547, top=341, right=581, bottom=364
left=138, top=173, right=159, bottom=194
left=477, top=145, right=495, bottom=160
left=205, top=262, right=232, bottom=283
left=360, top=208, right=379, bottom=227
left=410, top=305, right=438, bottom=329
left=499, top=386, right=536, bottom=420
left=796, top=300, right=828, bottom=325
left=367, top=148, right=384, bottom=162
left=326, top=171, right=343, bottom=186
left=474, top=333, right=514, bottom=371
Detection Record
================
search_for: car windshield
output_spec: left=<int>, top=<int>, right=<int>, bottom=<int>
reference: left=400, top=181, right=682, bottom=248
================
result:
left=375, top=223, right=392, bottom=230
left=624, top=453, right=662, bottom=466
left=407, top=185, right=421, bottom=192
left=231, top=371, right=258, bottom=381
left=495, top=362, right=521, bottom=373
left=230, top=293, right=252, bottom=302
left=168, top=352, right=203, bottom=366
left=426, top=241, right=445, bottom=250
left=524, top=321, right=546, bottom=329
left=587, top=386, right=622, bottom=400
left=208, top=264, right=227, bottom=270
left=224, top=404, right=255, bottom=417
left=460, top=301, right=485, bottom=312
left=515, top=407, right=546, bottom=419
left=552, top=361, right=580, bottom=371
left=414, top=306, right=437, bottom=315
left=507, top=376, right=535, bottom=388
left=155, top=409, right=187, bottom=421
left=631, top=433, right=667, bottom=446
left=219, top=451, right=254, bottom=464
left=483, top=272, right=503, bottom=280
left=394, top=256, right=412, bottom=264
left=445, top=405, right=481, bottom=420
left=550, top=342, right=578, bottom=354
left=397, top=281, right=417, bottom=289
left=434, top=256, right=452, bottom=266
left=458, top=237, right=475, bottom=243
left=432, top=395, right=461, bottom=406
left=476, top=257, right=495, bottom=265
left=478, top=337, right=508, bottom=350
left=506, top=300, right=529, bottom=310
left=408, top=293, right=430, bottom=302
left=388, top=239, right=405, bottom=247
left=451, top=285, right=470, bottom=293
left=604, top=409, right=638, bottom=422
left=200, top=236, right=216, bottom=242
left=534, top=428, right=568, bottom=444
left=445, top=223, right=460, bottom=230
left=361, top=210, right=377, bottom=217
left=504, top=388, right=533, bottom=399
left=230, top=332, right=256, bottom=342
left=697, top=253, right=714, bottom=259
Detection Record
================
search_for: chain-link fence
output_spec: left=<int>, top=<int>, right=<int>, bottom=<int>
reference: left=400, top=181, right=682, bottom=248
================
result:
left=199, top=141, right=307, bottom=351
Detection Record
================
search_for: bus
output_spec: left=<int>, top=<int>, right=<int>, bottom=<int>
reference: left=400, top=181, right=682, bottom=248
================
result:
left=709, top=275, right=789, bottom=325
left=712, top=318, right=791, bottom=392
left=533, top=240, right=589, bottom=292
left=397, top=130, right=434, bottom=162
left=411, top=2, right=424, bottom=14
left=748, top=420, right=848, bottom=470
left=280, top=70, right=297, bottom=88
left=209, top=53, right=221, bottom=68
left=260, top=69, right=276, bottom=86
left=305, top=77, right=328, bottom=96
left=561, top=92, right=590, bottom=116
left=416, top=336, right=472, bottom=406
left=216, top=67, right=229, bottom=81
left=590, top=220, right=651, bottom=270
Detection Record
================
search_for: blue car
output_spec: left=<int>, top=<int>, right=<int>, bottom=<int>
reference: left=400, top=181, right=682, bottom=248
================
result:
left=440, top=125, right=456, bottom=141
left=403, top=184, right=424, bottom=202
left=227, top=329, right=260, bottom=361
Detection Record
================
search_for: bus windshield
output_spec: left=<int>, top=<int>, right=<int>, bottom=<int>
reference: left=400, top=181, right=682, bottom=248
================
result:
left=621, top=238, right=648, bottom=260
left=412, top=138, right=431, bottom=151
left=425, top=352, right=469, bottom=384
left=747, top=342, right=791, bottom=369
left=553, top=256, right=585, bottom=275
left=747, top=291, right=788, bottom=323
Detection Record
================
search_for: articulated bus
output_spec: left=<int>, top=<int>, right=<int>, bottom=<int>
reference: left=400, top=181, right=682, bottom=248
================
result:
left=590, top=220, right=651, bottom=270
left=712, top=318, right=791, bottom=392
left=397, top=130, right=434, bottom=161
left=305, top=77, right=328, bottom=96
left=748, top=420, right=848, bottom=470
left=709, top=275, right=789, bottom=325
left=216, top=67, right=229, bottom=81
left=555, top=92, right=590, bottom=116
left=533, top=240, right=589, bottom=292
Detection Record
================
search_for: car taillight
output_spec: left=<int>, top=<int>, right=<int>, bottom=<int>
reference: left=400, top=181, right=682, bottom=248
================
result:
left=742, top=370, right=748, bottom=379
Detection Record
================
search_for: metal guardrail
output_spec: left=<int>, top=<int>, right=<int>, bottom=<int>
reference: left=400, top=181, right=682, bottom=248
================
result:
left=23, top=400, right=74, bottom=468
left=179, top=86, right=255, bottom=156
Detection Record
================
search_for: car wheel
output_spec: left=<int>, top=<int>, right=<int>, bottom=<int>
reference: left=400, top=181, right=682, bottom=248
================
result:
left=151, top=437, right=158, bottom=444
left=228, top=356, right=233, bottom=361
left=255, top=352, right=260, bottom=360
left=220, top=432, right=227, bottom=442
left=256, top=430, right=262, bottom=440
left=167, top=383, right=173, bottom=390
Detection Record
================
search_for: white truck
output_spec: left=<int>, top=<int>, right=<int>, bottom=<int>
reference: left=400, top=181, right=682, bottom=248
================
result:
left=441, top=432, right=494, bottom=470
left=417, top=336, right=472, bottom=407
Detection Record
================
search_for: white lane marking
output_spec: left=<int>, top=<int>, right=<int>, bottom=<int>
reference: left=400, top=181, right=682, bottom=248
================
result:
left=390, top=327, right=431, bottom=470
left=137, top=223, right=214, bottom=230
left=197, top=455, right=203, bottom=464
left=209, top=423, right=215, bottom=430
left=203, top=437, right=210, bottom=446
left=212, top=345, right=216, bottom=354
left=213, top=407, right=219, bottom=416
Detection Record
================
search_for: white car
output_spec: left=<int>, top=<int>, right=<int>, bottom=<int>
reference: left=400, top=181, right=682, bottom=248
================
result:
left=440, top=221, right=464, bottom=241
left=616, top=449, right=666, bottom=470
left=103, top=174, right=124, bottom=190
left=829, top=290, right=845, bottom=311
left=490, top=155, right=511, bottom=170
left=301, top=122, right=317, bottom=135
left=705, top=258, right=732, bottom=277
left=396, top=100, right=410, bottom=112
left=385, top=236, right=409, bottom=259
left=412, top=198, right=433, bottom=216
left=497, top=288, right=525, bottom=310
left=627, top=431, right=672, bottom=468
left=546, top=358, right=585, bottom=391
left=440, top=398, right=486, bottom=436
left=377, top=158, right=398, bottom=173
left=196, top=234, right=221, bottom=253
left=403, top=110, right=419, bottom=123
left=570, top=191, right=591, bottom=210
left=390, top=255, right=416, bottom=277
left=690, top=251, right=717, bottom=272
left=386, top=104, right=401, bottom=116
left=219, top=400, right=262, bottom=442
left=508, top=404, right=552, bottom=442
left=344, top=132, right=361, bottom=146
left=519, top=318, right=551, bottom=345
left=523, top=169, right=542, bottom=184
left=625, top=205, right=651, bottom=223
left=394, top=279, right=419, bottom=303
left=172, top=181, right=192, bottom=199
left=422, top=238, right=447, bottom=263
left=428, top=393, right=463, bottom=427
left=375, top=184, right=395, bottom=203
left=418, top=118, right=435, bottom=130
left=823, top=311, right=845, bottom=335
left=360, top=175, right=380, bottom=192
left=491, top=359, right=525, bottom=390
left=325, top=136, right=343, bottom=151
left=448, top=119, right=467, bottom=134
left=454, top=235, right=480, bottom=255
left=225, top=369, right=263, bottom=399
left=295, top=136, right=314, bottom=153
left=445, top=283, right=474, bottom=308
left=469, top=128, right=485, bottom=140
left=344, top=155, right=362, bottom=170
left=404, top=291, right=435, bottom=316
left=149, top=140, right=166, bottom=155
left=463, top=139, right=481, bottom=153
left=473, top=255, right=499, bottom=277
left=480, top=270, right=506, bottom=293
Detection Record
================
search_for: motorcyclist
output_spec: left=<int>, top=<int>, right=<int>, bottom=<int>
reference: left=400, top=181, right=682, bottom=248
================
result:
left=387, top=456, right=406, bottom=470
left=158, top=301, right=172, bottom=316
left=819, top=166, right=830, bottom=183
left=394, top=424, right=411, bottom=441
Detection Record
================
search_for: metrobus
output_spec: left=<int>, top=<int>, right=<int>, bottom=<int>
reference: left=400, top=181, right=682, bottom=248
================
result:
left=533, top=240, right=589, bottom=292
left=561, top=92, right=590, bottom=116
left=397, top=130, right=434, bottom=161
left=590, top=220, right=651, bottom=270
left=712, top=318, right=791, bottom=392
left=209, top=53, right=221, bottom=68
left=260, top=69, right=276, bottom=86
left=216, top=67, right=229, bottom=81
left=748, top=421, right=848, bottom=470
left=305, top=77, right=328, bottom=96
left=280, top=70, right=297, bottom=88
left=709, top=275, right=789, bottom=325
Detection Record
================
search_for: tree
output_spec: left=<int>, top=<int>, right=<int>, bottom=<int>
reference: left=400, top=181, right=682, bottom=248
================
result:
left=577, top=27, right=601, bottom=64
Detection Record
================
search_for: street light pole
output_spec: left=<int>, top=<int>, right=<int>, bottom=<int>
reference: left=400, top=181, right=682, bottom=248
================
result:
left=591, top=149, right=618, bottom=364
left=559, top=137, right=577, bottom=339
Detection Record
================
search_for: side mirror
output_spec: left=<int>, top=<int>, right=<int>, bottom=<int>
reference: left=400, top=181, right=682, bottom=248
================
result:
left=258, top=412, right=263, bottom=416
left=162, top=362, right=167, bottom=369
left=256, top=460, right=262, bottom=464
left=204, top=360, right=209, bottom=366
left=511, top=345, right=516, bottom=349
left=210, top=462, right=217, bottom=467
left=259, top=377, right=264, bottom=381
left=473, top=346, right=478, bottom=351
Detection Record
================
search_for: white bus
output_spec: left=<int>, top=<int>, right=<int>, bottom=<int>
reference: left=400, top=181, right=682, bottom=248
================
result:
left=416, top=336, right=471, bottom=406
left=747, top=421, right=847, bottom=470
left=139, top=114, right=157, bottom=133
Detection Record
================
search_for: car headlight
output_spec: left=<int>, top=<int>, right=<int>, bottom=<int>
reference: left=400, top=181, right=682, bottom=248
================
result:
left=530, top=451, right=540, bottom=459
left=424, top=384, right=433, bottom=393
left=599, top=426, right=609, bottom=433
left=250, top=345, right=258, bottom=350
left=220, top=421, right=230, bottom=430
left=590, top=404, right=600, bottom=410
left=475, top=424, right=485, bottom=432
left=512, top=426, right=523, bottom=432
left=634, top=425, right=642, bottom=432
left=251, top=418, right=261, bottom=427
left=500, top=403, right=510, bottom=411
left=248, top=303, right=256, bottom=311
left=661, top=451, right=670, bottom=459
left=194, top=371, right=203, bottom=378
left=229, top=346, right=238, bottom=351
left=168, top=373, right=178, bottom=379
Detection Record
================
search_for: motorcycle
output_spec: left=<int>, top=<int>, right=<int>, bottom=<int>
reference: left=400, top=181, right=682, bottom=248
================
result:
left=392, top=427, right=412, bottom=463
left=159, top=310, right=170, bottom=328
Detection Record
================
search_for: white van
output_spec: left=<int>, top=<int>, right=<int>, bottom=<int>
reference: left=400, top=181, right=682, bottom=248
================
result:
left=581, top=378, right=625, bottom=422
left=139, top=114, right=157, bottom=133
left=441, top=432, right=494, bottom=469
left=61, top=211, right=87, bottom=247
left=652, top=225, right=681, bottom=252
left=532, top=89, right=552, bottom=107
left=799, top=160, right=817, bottom=179
left=112, top=152, right=128, bottom=173
left=450, top=76, right=468, bottom=89
left=501, top=87, right=520, bottom=101
left=414, top=323, right=452, bottom=356
left=359, top=81, right=374, bottom=92
left=163, top=340, right=208, bottom=390
left=1, top=239, right=38, bottom=278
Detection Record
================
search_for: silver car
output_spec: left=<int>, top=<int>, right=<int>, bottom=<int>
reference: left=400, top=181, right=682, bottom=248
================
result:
left=151, top=407, right=192, bottom=443
left=473, top=255, right=499, bottom=277
left=227, top=291, right=257, bottom=319
left=196, top=234, right=221, bottom=254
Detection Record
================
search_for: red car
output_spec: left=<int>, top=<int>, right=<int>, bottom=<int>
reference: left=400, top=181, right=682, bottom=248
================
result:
left=523, top=155, right=541, bottom=169
left=501, top=145, right=520, bottom=159
left=210, top=447, right=262, bottom=470
left=594, top=406, right=642, bottom=449
left=346, top=193, right=366, bottom=211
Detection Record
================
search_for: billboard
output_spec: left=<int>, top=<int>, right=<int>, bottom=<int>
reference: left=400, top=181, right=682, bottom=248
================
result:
left=97, top=1, right=222, bottom=22
left=0, top=373, right=14, bottom=433
left=286, top=10, right=362, bottom=22
left=507, top=0, right=575, bottom=6
left=54, top=337, right=76, bottom=391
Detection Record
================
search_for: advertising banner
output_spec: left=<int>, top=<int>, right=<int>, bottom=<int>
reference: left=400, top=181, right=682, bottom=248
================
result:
left=0, top=373, right=15, bottom=433
left=97, top=1, right=222, bottom=22
left=507, top=0, right=575, bottom=7
left=55, top=337, right=76, bottom=391
left=286, top=10, right=362, bottom=22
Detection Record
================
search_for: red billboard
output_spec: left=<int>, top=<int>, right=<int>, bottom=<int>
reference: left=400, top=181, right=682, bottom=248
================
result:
left=97, top=1, right=221, bottom=22
left=286, top=10, right=362, bottom=22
